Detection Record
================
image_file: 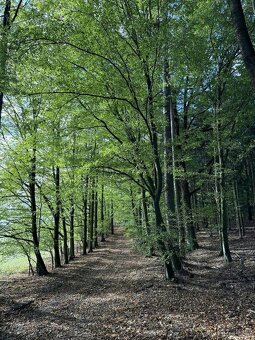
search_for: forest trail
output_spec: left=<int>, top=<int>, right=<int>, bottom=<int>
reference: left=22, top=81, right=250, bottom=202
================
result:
left=1, top=227, right=255, bottom=340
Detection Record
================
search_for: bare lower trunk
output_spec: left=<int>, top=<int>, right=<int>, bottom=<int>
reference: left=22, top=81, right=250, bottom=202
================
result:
left=69, top=198, right=75, bottom=260
left=153, top=197, right=181, bottom=278
left=94, top=190, right=99, bottom=247
left=181, top=179, right=199, bottom=251
left=88, top=181, right=94, bottom=253
left=53, top=166, right=61, bottom=268
left=62, top=215, right=69, bottom=264
left=110, top=200, right=114, bottom=235
left=30, top=148, right=48, bottom=276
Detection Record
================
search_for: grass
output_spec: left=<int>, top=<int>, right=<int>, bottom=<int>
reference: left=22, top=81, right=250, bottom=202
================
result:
left=0, top=252, right=52, bottom=276
left=0, top=254, right=30, bottom=275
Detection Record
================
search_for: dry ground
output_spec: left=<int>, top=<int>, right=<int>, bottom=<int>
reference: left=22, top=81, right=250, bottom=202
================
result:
left=0, top=227, right=255, bottom=339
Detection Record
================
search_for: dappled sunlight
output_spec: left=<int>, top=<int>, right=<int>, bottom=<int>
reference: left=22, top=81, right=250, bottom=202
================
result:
left=1, top=230, right=255, bottom=339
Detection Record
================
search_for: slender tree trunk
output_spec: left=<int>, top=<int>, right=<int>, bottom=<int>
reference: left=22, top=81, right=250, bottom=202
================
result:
left=82, top=176, right=89, bottom=254
left=110, top=199, right=114, bottom=234
left=141, top=188, right=154, bottom=256
left=181, top=179, right=199, bottom=250
left=94, top=188, right=99, bottom=247
left=130, top=188, right=140, bottom=228
left=62, top=215, right=69, bottom=264
left=233, top=180, right=244, bottom=238
left=0, top=0, right=11, bottom=127
left=221, top=182, right=232, bottom=262
left=53, top=166, right=61, bottom=268
left=29, top=148, right=48, bottom=276
left=215, top=115, right=232, bottom=262
left=88, top=179, right=94, bottom=253
left=163, top=61, right=176, bottom=233
left=69, top=198, right=75, bottom=260
left=245, top=160, right=253, bottom=220
left=100, top=184, right=106, bottom=242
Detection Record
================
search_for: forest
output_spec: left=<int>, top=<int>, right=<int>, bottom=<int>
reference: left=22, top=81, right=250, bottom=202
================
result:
left=0, top=0, right=255, bottom=339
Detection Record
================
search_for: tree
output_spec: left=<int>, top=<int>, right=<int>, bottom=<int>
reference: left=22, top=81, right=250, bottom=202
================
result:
left=228, top=0, right=255, bottom=87
left=0, top=0, right=23, bottom=127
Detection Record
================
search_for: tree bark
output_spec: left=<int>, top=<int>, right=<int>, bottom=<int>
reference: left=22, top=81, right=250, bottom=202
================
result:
left=53, top=166, right=61, bottom=268
left=88, top=179, right=94, bottom=253
left=110, top=199, right=114, bottom=234
left=181, top=179, right=199, bottom=250
left=141, top=188, right=154, bottom=256
left=62, top=215, right=69, bottom=264
left=69, top=198, right=75, bottom=260
left=94, top=189, right=99, bottom=247
left=0, top=0, right=11, bottom=127
left=82, top=176, right=89, bottom=254
left=228, top=0, right=255, bottom=88
left=29, top=148, right=48, bottom=276
left=163, top=62, right=176, bottom=230
left=100, top=184, right=106, bottom=242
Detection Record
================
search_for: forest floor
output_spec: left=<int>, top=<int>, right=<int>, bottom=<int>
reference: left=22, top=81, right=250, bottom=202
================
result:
left=0, top=227, right=255, bottom=340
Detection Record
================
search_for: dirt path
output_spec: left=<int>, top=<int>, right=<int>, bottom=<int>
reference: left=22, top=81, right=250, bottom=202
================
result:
left=0, top=228, right=255, bottom=339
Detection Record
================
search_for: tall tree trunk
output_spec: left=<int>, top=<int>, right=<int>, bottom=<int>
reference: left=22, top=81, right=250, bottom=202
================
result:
left=29, top=147, right=48, bottom=276
left=221, top=180, right=232, bottom=263
left=53, top=166, right=61, bottom=268
left=130, top=188, right=140, bottom=228
left=88, top=179, right=94, bottom=253
left=233, top=180, right=244, bottom=238
left=0, top=0, right=11, bottom=127
left=141, top=188, right=154, bottom=256
left=110, top=199, right=114, bottom=234
left=94, top=188, right=99, bottom=247
left=82, top=176, right=89, bottom=254
left=100, top=184, right=106, bottom=242
left=215, top=110, right=232, bottom=263
left=164, top=60, right=181, bottom=262
left=62, top=214, right=69, bottom=264
left=163, top=62, right=176, bottom=230
left=153, top=197, right=181, bottom=278
left=69, top=198, right=75, bottom=260
left=181, top=179, right=199, bottom=250
left=228, top=0, right=255, bottom=88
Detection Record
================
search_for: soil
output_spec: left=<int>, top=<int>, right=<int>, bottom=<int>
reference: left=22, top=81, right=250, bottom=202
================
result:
left=0, top=227, right=255, bottom=339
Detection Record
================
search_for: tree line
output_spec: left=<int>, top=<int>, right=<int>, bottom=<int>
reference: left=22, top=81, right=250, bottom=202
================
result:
left=0, top=0, right=255, bottom=279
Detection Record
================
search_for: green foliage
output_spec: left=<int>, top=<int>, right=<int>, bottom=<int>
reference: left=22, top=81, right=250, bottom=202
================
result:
left=0, top=0, right=255, bottom=274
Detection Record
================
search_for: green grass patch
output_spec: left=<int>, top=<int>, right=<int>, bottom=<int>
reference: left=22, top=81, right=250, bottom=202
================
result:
left=0, top=252, right=51, bottom=276
left=0, top=254, right=30, bottom=275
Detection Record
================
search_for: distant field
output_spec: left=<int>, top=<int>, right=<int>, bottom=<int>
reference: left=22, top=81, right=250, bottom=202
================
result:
left=0, top=252, right=52, bottom=276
